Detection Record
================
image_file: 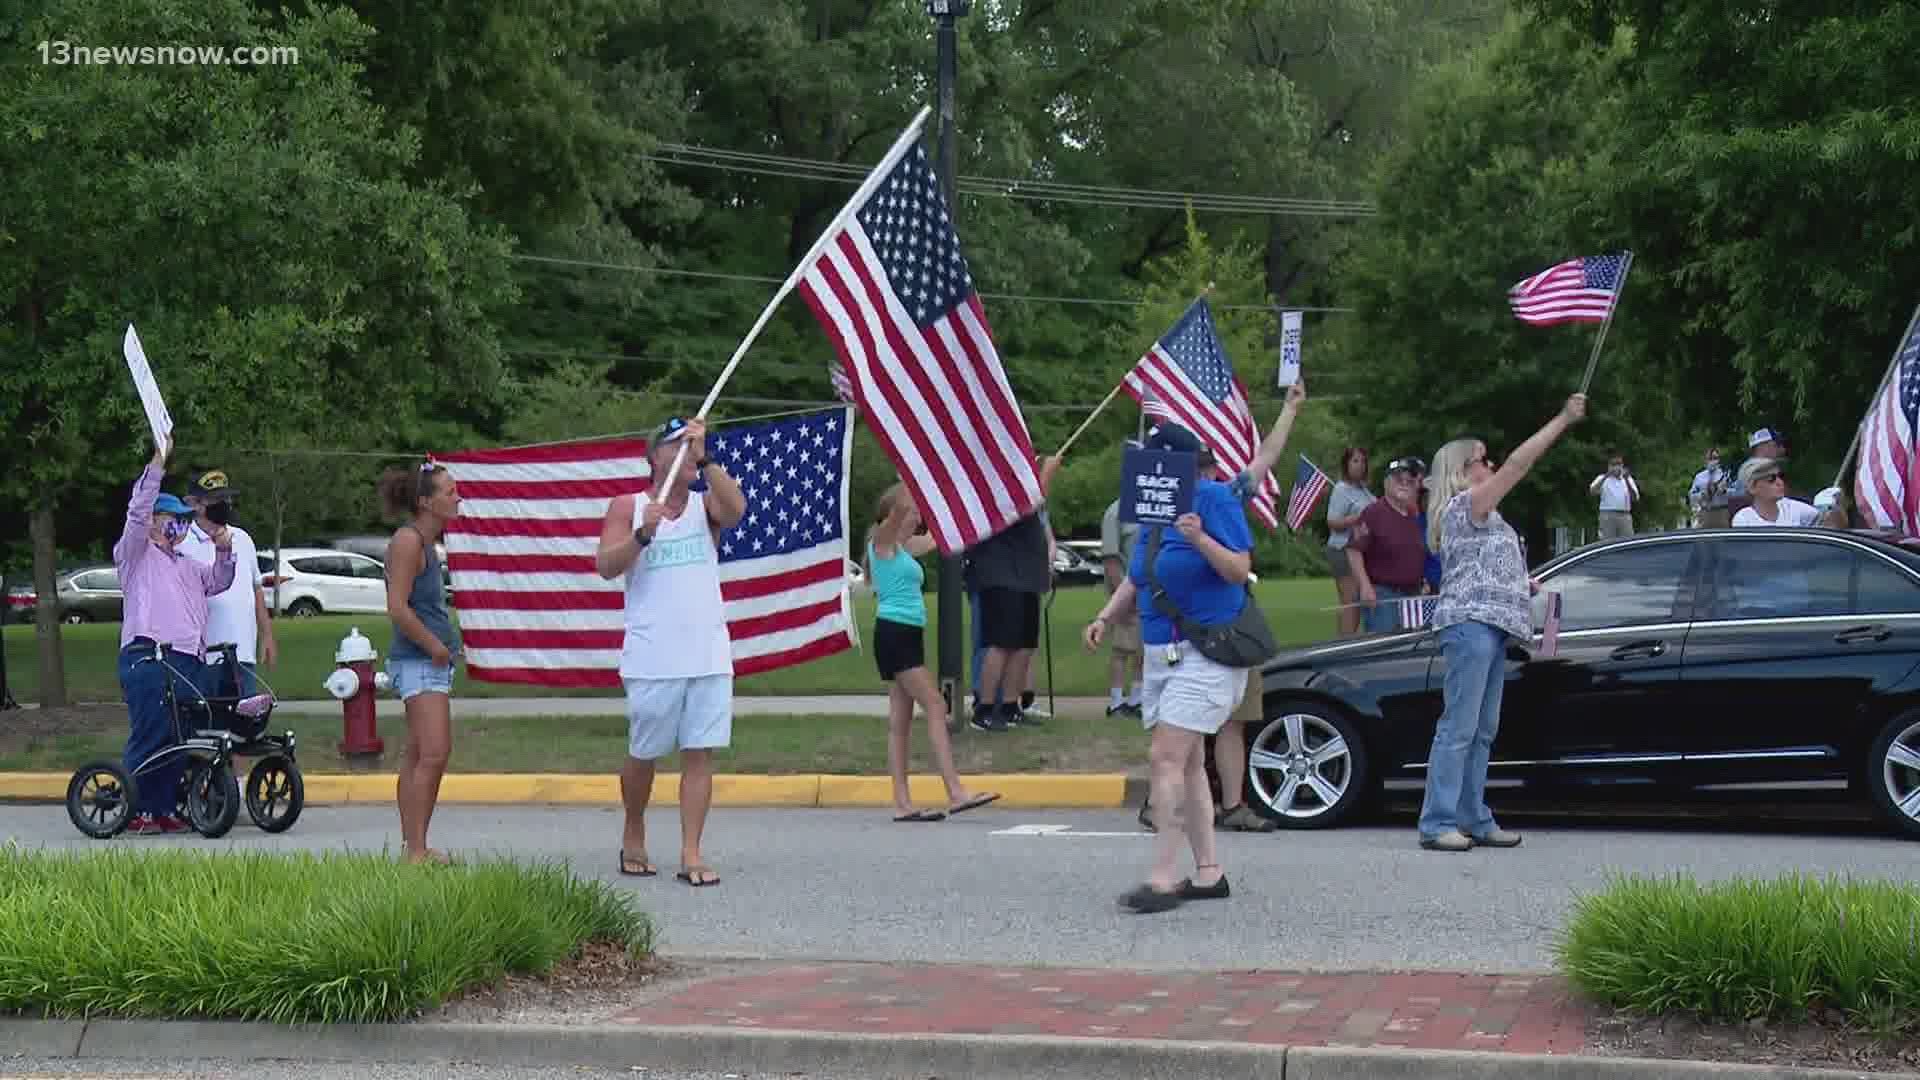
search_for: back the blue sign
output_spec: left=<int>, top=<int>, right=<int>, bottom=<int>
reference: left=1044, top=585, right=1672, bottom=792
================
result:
left=1119, top=448, right=1196, bottom=526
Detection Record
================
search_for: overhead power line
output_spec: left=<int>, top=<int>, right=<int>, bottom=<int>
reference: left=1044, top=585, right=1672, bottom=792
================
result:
left=648, top=143, right=1377, bottom=217
left=511, top=254, right=1356, bottom=314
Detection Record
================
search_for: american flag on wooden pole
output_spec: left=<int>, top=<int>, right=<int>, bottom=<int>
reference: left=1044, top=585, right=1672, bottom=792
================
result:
left=795, top=107, right=1042, bottom=554
left=437, top=407, right=857, bottom=687
left=1285, top=455, right=1332, bottom=532
left=1121, top=298, right=1280, bottom=528
left=1853, top=306, right=1920, bottom=535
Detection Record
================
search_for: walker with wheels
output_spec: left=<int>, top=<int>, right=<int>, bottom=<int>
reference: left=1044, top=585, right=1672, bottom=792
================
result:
left=65, top=641, right=305, bottom=839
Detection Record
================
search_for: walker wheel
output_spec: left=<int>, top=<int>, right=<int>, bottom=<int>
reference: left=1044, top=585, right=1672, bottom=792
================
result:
left=67, top=761, right=137, bottom=839
left=245, top=754, right=304, bottom=833
left=184, top=760, right=241, bottom=838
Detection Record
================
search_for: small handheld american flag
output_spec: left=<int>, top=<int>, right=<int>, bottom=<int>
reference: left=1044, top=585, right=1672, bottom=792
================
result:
left=1396, top=595, right=1437, bottom=629
left=1285, top=455, right=1332, bottom=531
left=1539, top=591, right=1564, bottom=657
left=1509, top=254, right=1627, bottom=326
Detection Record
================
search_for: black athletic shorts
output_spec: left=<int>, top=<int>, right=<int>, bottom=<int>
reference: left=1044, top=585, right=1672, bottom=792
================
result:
left=873, top=618, right=926, bottom=681
left=978, top=587, right=1041, bottom=650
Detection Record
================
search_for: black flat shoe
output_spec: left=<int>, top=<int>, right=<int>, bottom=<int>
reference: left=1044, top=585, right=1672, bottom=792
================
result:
left=1119, top=883, right=1183, bottom=913
left=1178, top=875, right=1230, bottom=900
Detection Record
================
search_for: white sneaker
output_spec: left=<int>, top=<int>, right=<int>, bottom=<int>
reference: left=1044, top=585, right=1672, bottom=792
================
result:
left=1419, top=829, right=1472, bottom=852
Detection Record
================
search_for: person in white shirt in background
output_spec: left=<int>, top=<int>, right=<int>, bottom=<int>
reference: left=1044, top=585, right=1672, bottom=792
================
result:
left=1688, top=447, right=1730, bottom=528
left=1732, top=458, right=1820, bottom=527
left=180, top=469, right=277, bottom=696
left=1727, top=426, right=1785, bottom=518
left=1589, top=449, right=1640, bottom=538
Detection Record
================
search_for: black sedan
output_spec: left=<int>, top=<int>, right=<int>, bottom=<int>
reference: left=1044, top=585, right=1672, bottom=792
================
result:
left=1245, top=527, right=1920, bottom=839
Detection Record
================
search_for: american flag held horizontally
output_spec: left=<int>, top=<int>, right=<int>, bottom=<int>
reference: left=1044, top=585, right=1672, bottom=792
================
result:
left=1121, top=298, right=1280, bottom=528
left=1285, top=455, right=1332, bottom=532
left=1854, top=311, right=1920, bottom=535
left=1509, top=254, right=1628, bottom=326
left=794, top=120, right=1042, bottom=555
left=437, top=408, right=858, bottom=688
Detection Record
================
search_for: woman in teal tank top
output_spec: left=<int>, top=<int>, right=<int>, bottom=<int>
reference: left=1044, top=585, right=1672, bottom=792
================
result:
left=868, top=483, right=998, bottom=822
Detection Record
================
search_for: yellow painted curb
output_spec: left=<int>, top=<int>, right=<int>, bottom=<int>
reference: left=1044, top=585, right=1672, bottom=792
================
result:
left=2, top=771, right=1129, bottom=808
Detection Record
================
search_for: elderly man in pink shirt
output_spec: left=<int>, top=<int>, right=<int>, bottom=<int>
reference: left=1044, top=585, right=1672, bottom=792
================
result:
left=115, top=436, right=236, bottom=834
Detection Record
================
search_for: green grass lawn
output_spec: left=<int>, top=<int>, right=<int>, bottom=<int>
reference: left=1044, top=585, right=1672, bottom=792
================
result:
left=0, top=849, right=649, bottom=1022
left=0, top=708, right=1150, bottom=775
left=3, top=578, right=1337, bottom=702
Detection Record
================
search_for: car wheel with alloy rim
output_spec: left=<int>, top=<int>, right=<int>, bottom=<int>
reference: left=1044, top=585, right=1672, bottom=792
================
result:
left=1866, top=710, right=1920, bottom=840
left=1245, top=702, right=1371, bottom=828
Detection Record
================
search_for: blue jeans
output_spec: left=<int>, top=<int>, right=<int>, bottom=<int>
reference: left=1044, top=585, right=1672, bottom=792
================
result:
left=118, top=645, right=206, bottom=817
left=1364, top=584, right=1413, bottom=634
left=1417, top=621, right=1508, bottom=840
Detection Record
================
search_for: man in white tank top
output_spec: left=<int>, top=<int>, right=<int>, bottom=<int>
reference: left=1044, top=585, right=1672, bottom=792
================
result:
left=595, top=417, right=747, bottom=886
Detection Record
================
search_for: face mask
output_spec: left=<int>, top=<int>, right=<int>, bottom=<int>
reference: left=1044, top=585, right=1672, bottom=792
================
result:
left=162, top=518, right=191, bottom=542
left=206, top=501, right=234, bottom=526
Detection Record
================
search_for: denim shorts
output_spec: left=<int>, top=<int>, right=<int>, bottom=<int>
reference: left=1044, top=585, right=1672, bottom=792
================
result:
left=389, top=657, right=454, bottom=701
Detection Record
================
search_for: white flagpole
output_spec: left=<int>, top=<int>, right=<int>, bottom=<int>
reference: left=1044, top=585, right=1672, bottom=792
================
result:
left=653, top=106, right=934, bottom=501
left=1832, top=301, right=1920, bottom=491
left=1578, top=250, right=1633, bottom=395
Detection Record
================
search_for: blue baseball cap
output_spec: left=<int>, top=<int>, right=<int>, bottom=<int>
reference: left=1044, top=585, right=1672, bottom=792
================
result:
left=153, top=493, right=192, bottom=516
left=1144, top=422, right=1206, bottom=457
left=651, top=417, right=693, bottom=447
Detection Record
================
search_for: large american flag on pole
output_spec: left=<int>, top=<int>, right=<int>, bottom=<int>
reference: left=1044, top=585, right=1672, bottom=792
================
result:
left=1855, top=313, right=1920, bottom=535
left=438, top=407, right=857, bottom=687
left=795, top=133, right=1042, bottom=555
left=1121, top=298, right=1280, bottom=528
left=1509, top=254, right=1627, bottom=325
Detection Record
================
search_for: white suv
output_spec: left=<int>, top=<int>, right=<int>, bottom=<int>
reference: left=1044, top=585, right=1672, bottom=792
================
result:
left=259, top=547, right=389, bottom=617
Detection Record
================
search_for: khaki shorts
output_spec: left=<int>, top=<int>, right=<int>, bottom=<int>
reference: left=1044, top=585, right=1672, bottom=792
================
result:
left=1140, top=645, right=1248, bottom=736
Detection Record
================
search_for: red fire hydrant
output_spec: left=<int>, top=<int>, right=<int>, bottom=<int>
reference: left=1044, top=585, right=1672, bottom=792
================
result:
left=325, top=627, right=390, bottom=758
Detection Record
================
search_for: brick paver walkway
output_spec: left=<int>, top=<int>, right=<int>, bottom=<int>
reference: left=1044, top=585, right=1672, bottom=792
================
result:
left=614, top=962, right=1595, bottom=1055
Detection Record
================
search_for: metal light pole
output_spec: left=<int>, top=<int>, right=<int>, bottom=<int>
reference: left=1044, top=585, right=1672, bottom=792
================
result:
left=928, top=0, right=971, bottom=721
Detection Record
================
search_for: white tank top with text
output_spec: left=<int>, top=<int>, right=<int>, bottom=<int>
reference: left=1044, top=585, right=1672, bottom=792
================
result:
left=619, top=491, right=733, bottom=680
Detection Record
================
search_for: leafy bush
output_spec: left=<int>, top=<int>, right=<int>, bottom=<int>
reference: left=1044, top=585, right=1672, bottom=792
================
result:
left=0, top=846, right=651, bottom=1023
left=1558, top=874, right=1920, bottom=1032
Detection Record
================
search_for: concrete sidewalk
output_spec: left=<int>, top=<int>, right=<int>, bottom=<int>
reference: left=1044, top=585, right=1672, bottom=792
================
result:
left=11, top=958, right=1899, bottom=1079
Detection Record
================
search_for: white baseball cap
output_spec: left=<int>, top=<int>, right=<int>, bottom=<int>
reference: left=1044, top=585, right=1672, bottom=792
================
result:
left=1748, top=427, right=1782, bottom=449
left=1814, top=486, right=1843, bottom=511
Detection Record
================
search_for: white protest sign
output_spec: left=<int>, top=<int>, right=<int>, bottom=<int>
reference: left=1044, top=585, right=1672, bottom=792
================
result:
left=1277, top=310, right=1302, bottom=387
left=123, top=324, right=173, bottom=446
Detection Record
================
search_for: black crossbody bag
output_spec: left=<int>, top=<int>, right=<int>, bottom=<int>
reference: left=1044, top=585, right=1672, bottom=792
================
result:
left=1141, top=526, right=1278, bottom=669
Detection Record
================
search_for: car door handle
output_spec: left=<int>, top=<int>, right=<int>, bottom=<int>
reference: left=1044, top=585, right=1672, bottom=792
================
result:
left=1609, top=640, right=1667, bottom=661
left=1835, top=625, right=1892, bottom=644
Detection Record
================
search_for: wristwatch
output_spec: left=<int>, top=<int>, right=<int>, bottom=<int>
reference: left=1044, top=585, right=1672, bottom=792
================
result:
left=633, top=528, right=653, bottom=549
left=696, top=458, right=712, bottom=470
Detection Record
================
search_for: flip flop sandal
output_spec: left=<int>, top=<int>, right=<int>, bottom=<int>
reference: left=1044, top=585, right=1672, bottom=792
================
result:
left=676, top=866, right=722, bottom=887
left=619, top=851, right=658, bottom=876
left=947, top=792, right=1001, bottom=815
left=893, top=809, right=947, bottom=822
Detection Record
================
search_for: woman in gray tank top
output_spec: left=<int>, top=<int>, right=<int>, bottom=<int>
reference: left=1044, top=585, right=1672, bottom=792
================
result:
left=379, top=462, right=464, bottom=865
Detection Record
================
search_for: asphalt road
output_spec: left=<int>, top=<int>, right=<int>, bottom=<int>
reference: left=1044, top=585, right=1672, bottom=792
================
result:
left=0, top=1058, right=801, bottom=1079
left=6, top=798, right=1916, bottom=974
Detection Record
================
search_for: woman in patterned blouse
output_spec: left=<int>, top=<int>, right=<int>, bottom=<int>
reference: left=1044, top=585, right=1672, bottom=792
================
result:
left=1418, top=393, right=1587, bottom=852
